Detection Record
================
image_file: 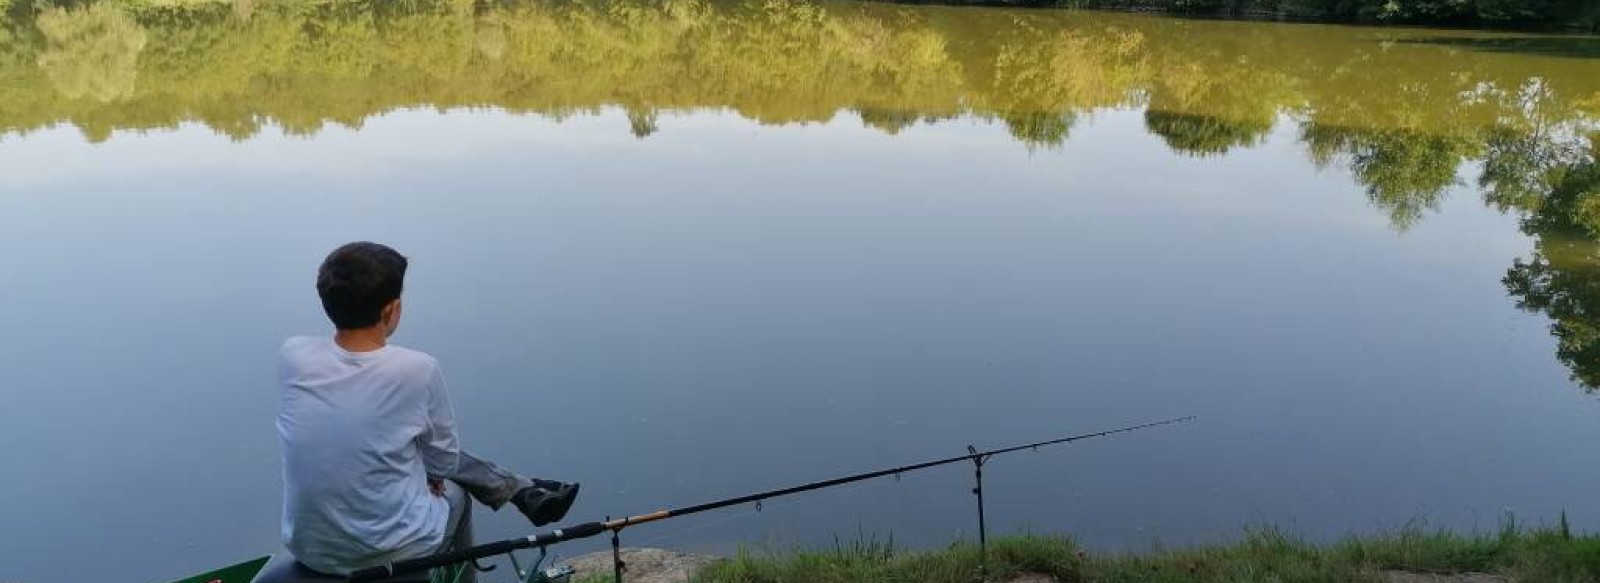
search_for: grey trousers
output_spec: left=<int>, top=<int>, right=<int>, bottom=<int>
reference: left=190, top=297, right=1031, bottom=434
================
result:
left=447, top=450, right=533, bottom=512
left=432, top=451, right=537, bottom=583
left=252, top=451, right=534, bottom=583
left=434, top=481, right=474, bottom=583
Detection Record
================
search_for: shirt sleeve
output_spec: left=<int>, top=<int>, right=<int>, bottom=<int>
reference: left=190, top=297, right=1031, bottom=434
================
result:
left=419, top=360, right=461, bottom=477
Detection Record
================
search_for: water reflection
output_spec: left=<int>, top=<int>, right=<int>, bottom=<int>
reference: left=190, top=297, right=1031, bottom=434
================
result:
left=1144, top=111, right=1269, bottom=157
left=2, top=0, right=1600, bottom=385
left=1400, top=35, right=1600, bottom=59
left=1502, top=135, right=1600, bottom=389
left=2, top=0, right=1595, bottom=145
left=33, top=3, right=147, bottom=102
left=1300, top=124, right=1480, bottom=230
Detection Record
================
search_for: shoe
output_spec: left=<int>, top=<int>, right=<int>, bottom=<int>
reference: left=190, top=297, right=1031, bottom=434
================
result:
left=530, top=478, right=566, bottom=491
left=512, top=482, right=580, bottom=526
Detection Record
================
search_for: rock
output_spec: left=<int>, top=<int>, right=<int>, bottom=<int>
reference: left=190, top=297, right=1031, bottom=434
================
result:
left=563, top=548, right=722, bottom=583
left=1382, top=571, right=1508, bottom=583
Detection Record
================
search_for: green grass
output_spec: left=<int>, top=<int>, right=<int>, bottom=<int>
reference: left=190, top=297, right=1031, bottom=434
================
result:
left=676, top=521, right=1600, bottom=583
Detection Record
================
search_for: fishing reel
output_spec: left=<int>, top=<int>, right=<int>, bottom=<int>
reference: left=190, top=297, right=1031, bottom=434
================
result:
left=526, top=564, right=574, bottom=583
left=506, top=547, right=574, bottom=583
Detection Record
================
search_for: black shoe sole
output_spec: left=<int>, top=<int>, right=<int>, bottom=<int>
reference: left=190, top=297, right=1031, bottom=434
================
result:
left=530, top=483, right=580, bottom=526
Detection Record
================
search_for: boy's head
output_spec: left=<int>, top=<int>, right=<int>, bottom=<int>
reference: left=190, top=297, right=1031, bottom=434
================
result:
left=317, top=242, right=408, bottom=334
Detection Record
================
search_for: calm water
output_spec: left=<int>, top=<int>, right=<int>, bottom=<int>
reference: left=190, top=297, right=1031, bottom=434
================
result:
left=2, top=1, right=1599, bottom=581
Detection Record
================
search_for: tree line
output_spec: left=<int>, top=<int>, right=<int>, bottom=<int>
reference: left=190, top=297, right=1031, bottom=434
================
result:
left=1031, top=0, right=1600, bottom=30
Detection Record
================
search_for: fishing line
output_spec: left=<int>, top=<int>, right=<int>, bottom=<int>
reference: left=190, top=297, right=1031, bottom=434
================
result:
left=631, top=474, right=903, bottom=547
left=351, top=416, right=1195, bottom=583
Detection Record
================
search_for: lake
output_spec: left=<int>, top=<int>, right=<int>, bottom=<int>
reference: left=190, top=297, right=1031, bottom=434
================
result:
left=1, top=1, right=1598, bottom=581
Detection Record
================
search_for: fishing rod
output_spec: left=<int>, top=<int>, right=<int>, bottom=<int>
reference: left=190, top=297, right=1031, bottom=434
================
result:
left=350, top=415, right=1195, bottom=583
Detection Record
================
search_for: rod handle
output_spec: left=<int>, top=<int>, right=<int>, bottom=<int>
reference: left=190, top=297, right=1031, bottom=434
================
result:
left=350, top=539, right=525, bottom=582
left=347, top=522, right=608, bottom=582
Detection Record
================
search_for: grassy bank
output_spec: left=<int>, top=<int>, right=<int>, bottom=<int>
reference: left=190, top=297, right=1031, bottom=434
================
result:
left=682, top=523, right=1600, bottom=583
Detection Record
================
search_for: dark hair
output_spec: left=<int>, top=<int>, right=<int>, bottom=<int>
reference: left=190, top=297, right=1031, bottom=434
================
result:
left=316, top=242, right=409, bottom=330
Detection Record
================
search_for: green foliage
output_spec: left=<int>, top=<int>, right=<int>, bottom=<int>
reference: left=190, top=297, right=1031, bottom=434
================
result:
left=1333, top=517, right=1600, bottom=581
left=692, top=526, right=1600, bottom=583
left=1502, top=134, right=1600, bottom=389
left=1169, top=0, right=1229, bottom=13
left=856, top=108, right=924, bottom=135
left=698, top=535, right=1086, bottom=583
left=1301, top=124, right=1483, bottom=229
left=1144, top=110, right=1270, bottom=157
left=0, top=0, right=1592, bottom=146
left=1334, top=527, right=1510, bottom=573
left=1003, top=110, right=1077, bottom=150
left=1090, top=528, right=1375, bottom=583
left=34, top=3, right=148, bottom=102
left=1043, top=0, right=1590, bottom=25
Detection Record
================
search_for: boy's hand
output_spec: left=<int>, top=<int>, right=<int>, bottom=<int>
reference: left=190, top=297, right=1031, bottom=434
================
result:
left=428, top=476, right=446, bottom=497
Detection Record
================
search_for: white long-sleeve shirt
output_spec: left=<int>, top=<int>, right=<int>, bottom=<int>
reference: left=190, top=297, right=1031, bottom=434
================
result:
left=277, top=336, right=461, bottom=575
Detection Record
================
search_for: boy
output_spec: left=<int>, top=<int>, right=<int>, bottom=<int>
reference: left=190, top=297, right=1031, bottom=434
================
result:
left=274, top=241, right=578, bottom=578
